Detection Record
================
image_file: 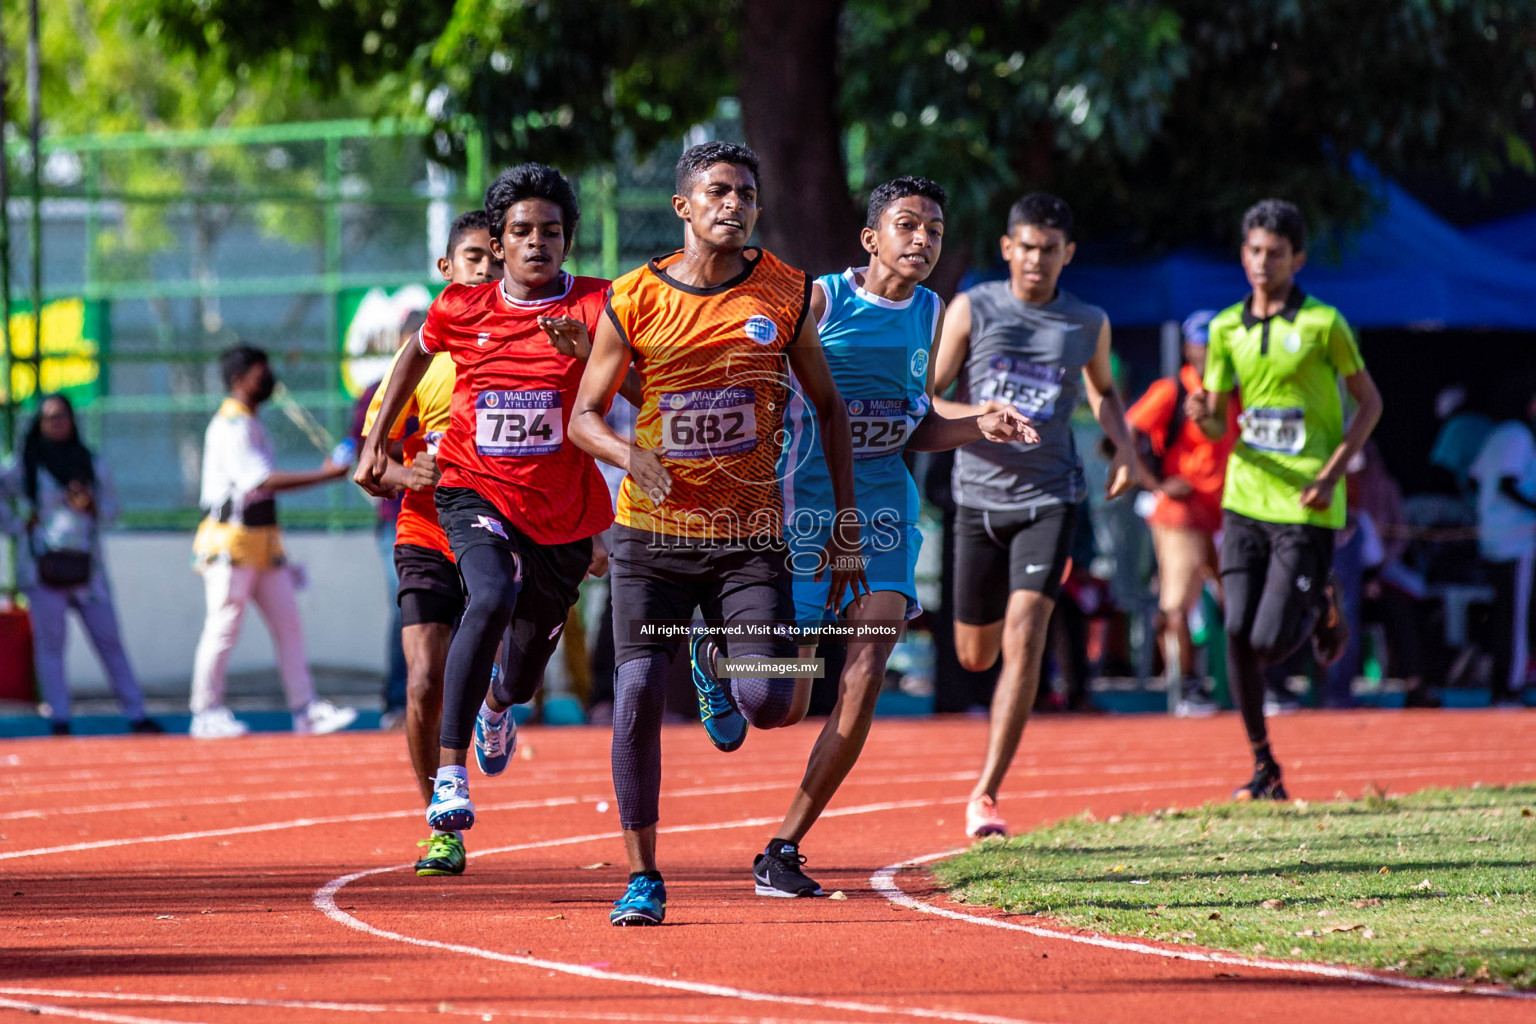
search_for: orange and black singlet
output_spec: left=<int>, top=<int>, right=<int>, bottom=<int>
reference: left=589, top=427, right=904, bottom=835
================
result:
left=606, top=248, right=811, bottom=540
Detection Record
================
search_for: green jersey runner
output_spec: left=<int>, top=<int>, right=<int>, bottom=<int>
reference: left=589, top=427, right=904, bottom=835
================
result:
left=1190, top=199, right=1382, bottom=806
left=1203, top=289, right=1364, bottom=530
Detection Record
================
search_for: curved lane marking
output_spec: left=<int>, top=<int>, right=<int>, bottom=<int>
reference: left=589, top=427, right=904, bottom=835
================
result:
left=315, top=799, right=1055, bottom=1024
left=0, top=986, right=890, bottom=1024
left=871, top=849, right=1536, bottom=1002
left=0, top=995, right=208, bottom=1024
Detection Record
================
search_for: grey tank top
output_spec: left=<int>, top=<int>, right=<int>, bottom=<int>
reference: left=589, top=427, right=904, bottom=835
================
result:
left=951, top=281, right=1105, bottom=511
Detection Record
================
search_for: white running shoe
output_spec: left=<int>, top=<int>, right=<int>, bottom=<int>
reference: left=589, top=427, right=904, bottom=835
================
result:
left=427, top=774, right=475, bottom=831
left=294, top=699, right=358, bottom=735
left=190, top=706, right=249, bottom=740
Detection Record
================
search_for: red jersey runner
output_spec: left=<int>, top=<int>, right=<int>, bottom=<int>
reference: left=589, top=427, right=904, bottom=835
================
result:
left=420, top=273, right=614, bottom=545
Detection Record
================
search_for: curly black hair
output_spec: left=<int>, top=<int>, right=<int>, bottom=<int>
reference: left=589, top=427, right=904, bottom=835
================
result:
left=865, top=176, right=948, bottom=230
left=484, top=163, right=580, bottom=241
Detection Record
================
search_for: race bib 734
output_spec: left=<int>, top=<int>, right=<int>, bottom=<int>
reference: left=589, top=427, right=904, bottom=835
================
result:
left=475, top=390, right=562, bottom=456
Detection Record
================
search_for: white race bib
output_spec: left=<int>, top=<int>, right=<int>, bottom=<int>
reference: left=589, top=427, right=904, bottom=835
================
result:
left=977, top=356, right=1063, bottom=421
left=660, top=387, right=757, bottom=459
left=475, top=390, right=562, bottom=457
left=1239, top=406, right=1306, bottom=455
left=846, top=397, right=910, bottom=460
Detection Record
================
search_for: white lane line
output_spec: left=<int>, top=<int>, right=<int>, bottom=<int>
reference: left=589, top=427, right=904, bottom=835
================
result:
left=9, top=765, right=906, bottom=821
left=0, top=987, right=883, bottom=1024
left=315, top=800, right=1051, bottom=1024
left=13, top=744, right=1530, bottom=803
left=11, top=764, right=1526, bottom=865
left=0, top=795, right=581, bottom=862
left=0, top=775, right=1231, bottom=863
left=0, top=773, right=620, bottom=820
left=0, top=785, right=415, bottom=820
left=0, top=995, right=208, bottom=1024
left=871, top=850, right=1536, bottom=1002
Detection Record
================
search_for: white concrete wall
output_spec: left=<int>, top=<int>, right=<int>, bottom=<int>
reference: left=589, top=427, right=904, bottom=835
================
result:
left=60, top=531, right=389, bottom=695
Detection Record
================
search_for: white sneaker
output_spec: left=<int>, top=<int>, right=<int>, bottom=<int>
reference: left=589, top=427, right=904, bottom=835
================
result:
left=190, top=706, right=249, bottom=739
left=294, top=699, right=358, bottom=735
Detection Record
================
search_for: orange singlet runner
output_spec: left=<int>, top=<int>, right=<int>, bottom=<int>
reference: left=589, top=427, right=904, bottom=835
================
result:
left=607, top=247, right=811, bottom=541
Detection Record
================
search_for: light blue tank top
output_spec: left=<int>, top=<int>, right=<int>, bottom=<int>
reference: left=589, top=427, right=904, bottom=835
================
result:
left=778, top=268, right=936, bottom=540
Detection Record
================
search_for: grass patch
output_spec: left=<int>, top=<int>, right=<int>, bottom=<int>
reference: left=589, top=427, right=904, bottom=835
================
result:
left=934, top=784, right=1536, bottom=988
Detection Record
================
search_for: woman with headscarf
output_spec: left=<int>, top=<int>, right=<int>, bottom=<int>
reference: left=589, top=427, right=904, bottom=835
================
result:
left=0, top=394, right=161, bottom=734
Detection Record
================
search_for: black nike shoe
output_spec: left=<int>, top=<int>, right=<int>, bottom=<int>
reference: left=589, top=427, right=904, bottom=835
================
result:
left=753, top=840, right=824, bottom=898
left=1233, top=760, right=1289, bottom=802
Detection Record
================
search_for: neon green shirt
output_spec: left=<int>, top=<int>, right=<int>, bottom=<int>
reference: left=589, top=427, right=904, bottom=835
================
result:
left=1203, top=288, right=1363, bottom=529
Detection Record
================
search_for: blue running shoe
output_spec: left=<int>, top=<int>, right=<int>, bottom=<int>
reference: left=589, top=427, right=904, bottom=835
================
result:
left=691, top=632, right=747, bottom=753
left=610, top=875, right=667, bottom=926
left=473, top=702, right=516, bottom=777
left=427, top=774, right=475, bottom=831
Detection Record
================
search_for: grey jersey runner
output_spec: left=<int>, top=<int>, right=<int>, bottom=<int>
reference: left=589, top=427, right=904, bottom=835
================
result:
left=951, top=280, right=1106, bottom=511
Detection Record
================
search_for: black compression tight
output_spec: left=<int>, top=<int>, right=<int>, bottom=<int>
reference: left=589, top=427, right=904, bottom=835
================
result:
left=611, top=651, right=795, bottom=831
left=439, top=543, right=521, bottom=750
left=1224, top=557, right=1324, bottom=749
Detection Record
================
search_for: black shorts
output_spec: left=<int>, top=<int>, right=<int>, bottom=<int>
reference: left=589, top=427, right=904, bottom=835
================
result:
left=953, top=503, right=1077, bottom=624
left=394, top=543, right=464, bottom=627
left=609, top=524, right=795, bottom=667
left=435, top=484, right=592, bottom=662
left=1219, top=510, right=1335, bottom=653
left=1219, top=511, right=1334, bottom=582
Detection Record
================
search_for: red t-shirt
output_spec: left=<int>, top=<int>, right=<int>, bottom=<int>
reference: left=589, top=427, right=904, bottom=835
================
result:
left=1126, top=364, right=1241, bottom=534
left=419, top=274, right=614, bottom=546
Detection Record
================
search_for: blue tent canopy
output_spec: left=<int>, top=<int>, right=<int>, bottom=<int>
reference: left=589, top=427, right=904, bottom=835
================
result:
left=1467, top=209, right=1536, bottom=262
left=993, top=167, right=1536, bottom=329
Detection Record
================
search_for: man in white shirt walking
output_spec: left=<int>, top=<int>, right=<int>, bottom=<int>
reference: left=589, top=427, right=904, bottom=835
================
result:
left=1469, top=381, right=1536, bottom=704
left=189, top=344, right=357, bottom=738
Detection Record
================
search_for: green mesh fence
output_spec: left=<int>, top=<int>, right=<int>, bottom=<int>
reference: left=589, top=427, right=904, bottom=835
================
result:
left=1, top=119, right=690, bottom=530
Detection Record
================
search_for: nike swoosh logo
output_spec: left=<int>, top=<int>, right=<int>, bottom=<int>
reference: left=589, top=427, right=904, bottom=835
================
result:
left=1025, top=563, right=1048, bottom=574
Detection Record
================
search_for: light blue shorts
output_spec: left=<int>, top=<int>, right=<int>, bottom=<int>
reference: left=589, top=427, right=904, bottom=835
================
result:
left=788, top=520, right=922, bottom=631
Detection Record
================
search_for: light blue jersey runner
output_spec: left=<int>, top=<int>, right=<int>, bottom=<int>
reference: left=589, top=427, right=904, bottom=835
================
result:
left=778, top=268, right=937, bottom=623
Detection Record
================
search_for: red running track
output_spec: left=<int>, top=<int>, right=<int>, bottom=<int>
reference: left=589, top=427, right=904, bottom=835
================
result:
left=2, top=710, right=1534, bottom=1023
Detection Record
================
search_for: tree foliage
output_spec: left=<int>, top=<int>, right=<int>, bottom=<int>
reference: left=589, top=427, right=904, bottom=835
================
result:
left=840, top=0, right=1536, bottom=257
left=141, top=0, right=1536, bottom=275
left=17, top=0, right=373, bottom=281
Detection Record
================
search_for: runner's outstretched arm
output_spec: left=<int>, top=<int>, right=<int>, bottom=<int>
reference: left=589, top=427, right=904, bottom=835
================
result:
left=1083, top=318, right=1157, bottom=498
left=929, top=293, right=996, bottom=419
left=570, top=313, right=673, bottom=503
left=355, top=334, right=433, bottom=498
left=259, top=463, right=349, bottom=493
left=539, top=314, right=644, bottom=406
left=908, top=298, right=1038, bottom=451
left=1300, top=368, right=1383, bottom=511
left=786, top=313, right=868, bottom=610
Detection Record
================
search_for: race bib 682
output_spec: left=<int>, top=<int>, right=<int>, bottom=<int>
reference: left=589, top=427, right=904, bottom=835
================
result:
left=659, top=387, right=757, bottom=460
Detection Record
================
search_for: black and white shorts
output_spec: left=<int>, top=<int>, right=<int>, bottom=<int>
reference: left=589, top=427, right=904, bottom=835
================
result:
left=953, top=503, right=1077, bottom=624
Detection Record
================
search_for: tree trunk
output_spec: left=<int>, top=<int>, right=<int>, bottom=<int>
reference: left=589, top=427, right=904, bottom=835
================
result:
left=738, top=0, right=861, bottom=278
